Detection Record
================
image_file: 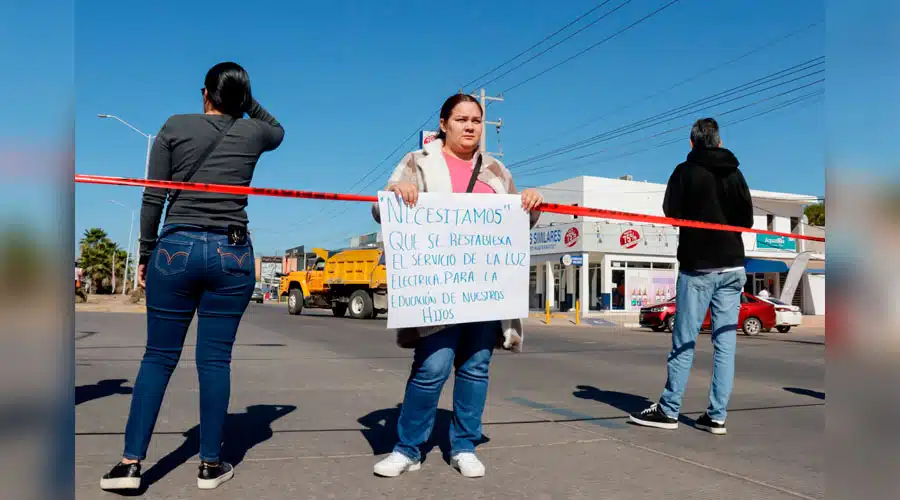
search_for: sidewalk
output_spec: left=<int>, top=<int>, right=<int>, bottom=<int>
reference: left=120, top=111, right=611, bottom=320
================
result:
left=527, top=309, right=826, bottom=330
left=74, top=294, right=146, bottom=313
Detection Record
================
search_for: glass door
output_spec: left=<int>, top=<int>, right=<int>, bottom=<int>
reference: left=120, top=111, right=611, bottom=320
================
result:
left=612, top=269, right=625, bottom=310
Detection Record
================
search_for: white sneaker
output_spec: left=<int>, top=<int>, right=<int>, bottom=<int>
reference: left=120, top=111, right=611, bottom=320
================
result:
left=451, top=452, right=485, bottom=478
left=373, top=452, right=421, bottom=477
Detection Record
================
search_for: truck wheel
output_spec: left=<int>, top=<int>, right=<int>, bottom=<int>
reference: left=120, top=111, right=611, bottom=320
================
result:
left=332, top=303, right=347, bottom=317
left=288, top=289, right=303, bottom=315
left=776, top=325, right=791, bottom=333
left=349, top=290, right=374, bottom=319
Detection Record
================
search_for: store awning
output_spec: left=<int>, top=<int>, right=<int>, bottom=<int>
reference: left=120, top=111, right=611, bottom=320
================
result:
left=744, top=258, right=789, bottom=274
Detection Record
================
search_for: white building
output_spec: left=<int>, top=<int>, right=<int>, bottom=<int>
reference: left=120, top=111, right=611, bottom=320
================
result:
left=530, top=175, right=825, bottom=317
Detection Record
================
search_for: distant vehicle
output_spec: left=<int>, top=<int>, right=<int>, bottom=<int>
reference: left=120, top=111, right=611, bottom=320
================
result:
left=251, top=287, right=264, bottom=304
left=278, top=247, right=387, bottom=319
left=759, top=297, right=802, bottom=333
left=639, top=292, right=776, bottom=336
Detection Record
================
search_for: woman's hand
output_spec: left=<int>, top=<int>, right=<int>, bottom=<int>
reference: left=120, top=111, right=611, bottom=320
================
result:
left=520, top=188, right=543, bottom=212
left=138, top=264, right=147, bottom=288
left=389, top=181, right=419, bottom=207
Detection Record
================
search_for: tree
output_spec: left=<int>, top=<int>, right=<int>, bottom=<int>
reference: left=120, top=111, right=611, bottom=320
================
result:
left=78, top=228, right=129, bottom=294
left=804, top=202, right=825, bottom=227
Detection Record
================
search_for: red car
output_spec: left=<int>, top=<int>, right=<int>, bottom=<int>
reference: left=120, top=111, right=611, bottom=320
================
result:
left=638, top=292, right=776, bottom=336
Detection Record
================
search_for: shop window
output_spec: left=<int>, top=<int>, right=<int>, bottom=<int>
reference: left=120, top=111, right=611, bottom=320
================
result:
left=790, top=216, right=800, bottom=233
left=652, top=262, right=674, bottom=269
left=767, top=214, right=774, bottom=231
left=629, top=262, right=652, bottom=269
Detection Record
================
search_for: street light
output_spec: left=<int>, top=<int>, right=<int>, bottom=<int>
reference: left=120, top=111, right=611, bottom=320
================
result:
left=99, top=114, right=154, bottom=292
left=108, top=200, right=135, bottom=294
left=97, top=114, right=154, bottom=181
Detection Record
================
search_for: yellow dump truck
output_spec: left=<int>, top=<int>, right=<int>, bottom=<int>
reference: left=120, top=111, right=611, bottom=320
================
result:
left=278, top=247, right=388, bottom=319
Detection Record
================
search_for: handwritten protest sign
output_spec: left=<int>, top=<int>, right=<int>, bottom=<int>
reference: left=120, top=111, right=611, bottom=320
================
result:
left=377, top=191, right=530, bottom=329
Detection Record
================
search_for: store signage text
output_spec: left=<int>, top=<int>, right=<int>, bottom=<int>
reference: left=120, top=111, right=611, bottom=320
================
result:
left=420, top=130, right=438, bottom=147
left=564, top=227, right=579, bottom=247
left=756, top=233, right=797, bottom=251
left=561, top=254, right=583, bottom=266
left=531, top=228, right=562, bottom=251
left=620, top=229, right=642, bottom=249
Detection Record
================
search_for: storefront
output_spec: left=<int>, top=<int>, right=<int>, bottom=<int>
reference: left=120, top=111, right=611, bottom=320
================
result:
left=530, top=221, right=679, bottom=315
left=528, top=173, right=824, bottom=317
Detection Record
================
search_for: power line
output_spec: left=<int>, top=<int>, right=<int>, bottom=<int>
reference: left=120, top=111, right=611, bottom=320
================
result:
left=321, top=1, right=678, bottom=216
left=513, top=56, right=823, bottom=168
left=474, top=0, right=631, bottom=90
left=516, top=84, right=823, bottom=179
left=461, top=1, right=617, bottom=90
left=516, top=89, right=823, bottom=180
left=339, top=2, right=635, bottom=206
left=510, top=57, right=824, bottom=170
left=501, top=0, right=684, bottom=94
left=256, top=1, right=678, bottom=241
left=521, top=19, right=824, bottom=154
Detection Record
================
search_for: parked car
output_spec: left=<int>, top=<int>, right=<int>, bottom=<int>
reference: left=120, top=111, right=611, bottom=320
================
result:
left=251, top=287, right=264, bottom=304
left=758, top=297, right=802, bottom=333
left=639, top=292, right=776, bottom=336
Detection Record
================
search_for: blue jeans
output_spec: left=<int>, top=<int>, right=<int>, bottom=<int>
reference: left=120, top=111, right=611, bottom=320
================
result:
left=659, top=269, right=746, bottom=421
left=123, top=226, right=256, bottom=462
left=394, top=321, right=499, bottom=462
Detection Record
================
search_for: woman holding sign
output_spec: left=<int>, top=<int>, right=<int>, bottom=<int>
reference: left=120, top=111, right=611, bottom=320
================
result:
left=371, top=93, right=542, bottom=478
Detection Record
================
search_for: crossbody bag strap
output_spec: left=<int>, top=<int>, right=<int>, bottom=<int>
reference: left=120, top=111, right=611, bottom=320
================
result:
left=164, top=117, right=236, bottom=220
left=465, top=154, right=483, bottom=193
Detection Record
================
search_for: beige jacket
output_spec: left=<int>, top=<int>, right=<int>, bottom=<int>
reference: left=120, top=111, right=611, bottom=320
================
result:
left=371, top=138, right=540, bottom=353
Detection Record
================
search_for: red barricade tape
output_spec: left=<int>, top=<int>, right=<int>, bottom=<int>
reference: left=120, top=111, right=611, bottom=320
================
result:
left=74, top=174, right=825, bottom=243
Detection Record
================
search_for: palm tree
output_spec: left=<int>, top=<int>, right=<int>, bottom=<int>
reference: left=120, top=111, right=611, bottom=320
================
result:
left=78, top=228, right=119, bottom=294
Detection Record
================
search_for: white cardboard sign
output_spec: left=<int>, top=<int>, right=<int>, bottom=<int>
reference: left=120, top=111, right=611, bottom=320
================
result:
left=377, top=191, right=531, bottom=329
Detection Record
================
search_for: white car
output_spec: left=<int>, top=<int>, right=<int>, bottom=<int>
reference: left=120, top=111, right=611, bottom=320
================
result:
left=760, top=297, right=802, bottom=333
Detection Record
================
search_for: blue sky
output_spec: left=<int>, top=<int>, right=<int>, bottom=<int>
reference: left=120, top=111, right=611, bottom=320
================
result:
left=72, top=0, right=827, bottom=256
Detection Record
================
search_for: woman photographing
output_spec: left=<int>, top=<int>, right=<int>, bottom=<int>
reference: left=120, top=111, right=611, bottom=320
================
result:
left=100, top=61, right=284, bottom=491
left=371, top=93, right=543, bottom=478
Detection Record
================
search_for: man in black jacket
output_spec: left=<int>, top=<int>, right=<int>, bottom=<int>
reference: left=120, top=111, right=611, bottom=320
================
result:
left=630, top=118, right=754, bottom=435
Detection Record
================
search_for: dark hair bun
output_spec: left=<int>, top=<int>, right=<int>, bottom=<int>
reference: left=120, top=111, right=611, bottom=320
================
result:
left=204, top=62, right=252, bottom=118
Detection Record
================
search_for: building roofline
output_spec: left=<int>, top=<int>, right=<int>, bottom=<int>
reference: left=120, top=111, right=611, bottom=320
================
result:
left=538, top=175, right=820, bottom=204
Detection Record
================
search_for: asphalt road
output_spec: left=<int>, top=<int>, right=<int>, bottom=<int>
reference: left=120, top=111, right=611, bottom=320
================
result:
left=76, top=302, right=825, bottom=499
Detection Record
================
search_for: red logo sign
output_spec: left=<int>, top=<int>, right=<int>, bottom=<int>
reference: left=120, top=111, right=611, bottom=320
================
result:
left=564, top=227, right=579, bottom=247
left=423, top=134, right=436, bottom=145
left=620, top=229, right=641, bottom=249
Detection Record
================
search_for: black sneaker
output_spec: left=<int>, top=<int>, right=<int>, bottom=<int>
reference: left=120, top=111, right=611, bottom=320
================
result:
left=629, top=403, right=678, bottom=430
left=695, top=413, right=727, bottom=435
left=100, top=461, right=141, bottom=490
left=197, top=461, right=234, bottom=490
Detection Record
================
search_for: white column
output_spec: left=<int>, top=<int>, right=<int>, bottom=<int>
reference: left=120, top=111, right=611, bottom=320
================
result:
left=545, top=261, right=555, bottom=310
left=534, top=262, right=543, bottom=309
left=580, top=253, right=590, bottom=318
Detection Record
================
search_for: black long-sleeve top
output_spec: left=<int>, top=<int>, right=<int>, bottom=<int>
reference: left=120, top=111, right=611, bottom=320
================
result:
left=138, top=100, right=284, bottom=265
left=663, top=147, right=755, bottom=271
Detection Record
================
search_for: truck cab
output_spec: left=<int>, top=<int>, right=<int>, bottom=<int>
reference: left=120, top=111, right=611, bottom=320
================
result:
left=279, top=247, right=388, bottom=319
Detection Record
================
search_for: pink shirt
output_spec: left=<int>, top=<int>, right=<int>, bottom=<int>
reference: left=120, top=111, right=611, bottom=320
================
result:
left=443, top=152, right=496, bottom=194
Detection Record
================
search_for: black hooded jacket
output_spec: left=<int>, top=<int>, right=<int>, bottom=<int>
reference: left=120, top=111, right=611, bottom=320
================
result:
left=663, top=147, right=754, bottom=271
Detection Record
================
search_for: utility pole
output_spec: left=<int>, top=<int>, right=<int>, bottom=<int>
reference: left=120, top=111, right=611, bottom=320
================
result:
left=466, top=88, right=504, bottom=156
left=111, top=250, right=116, bottom=295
